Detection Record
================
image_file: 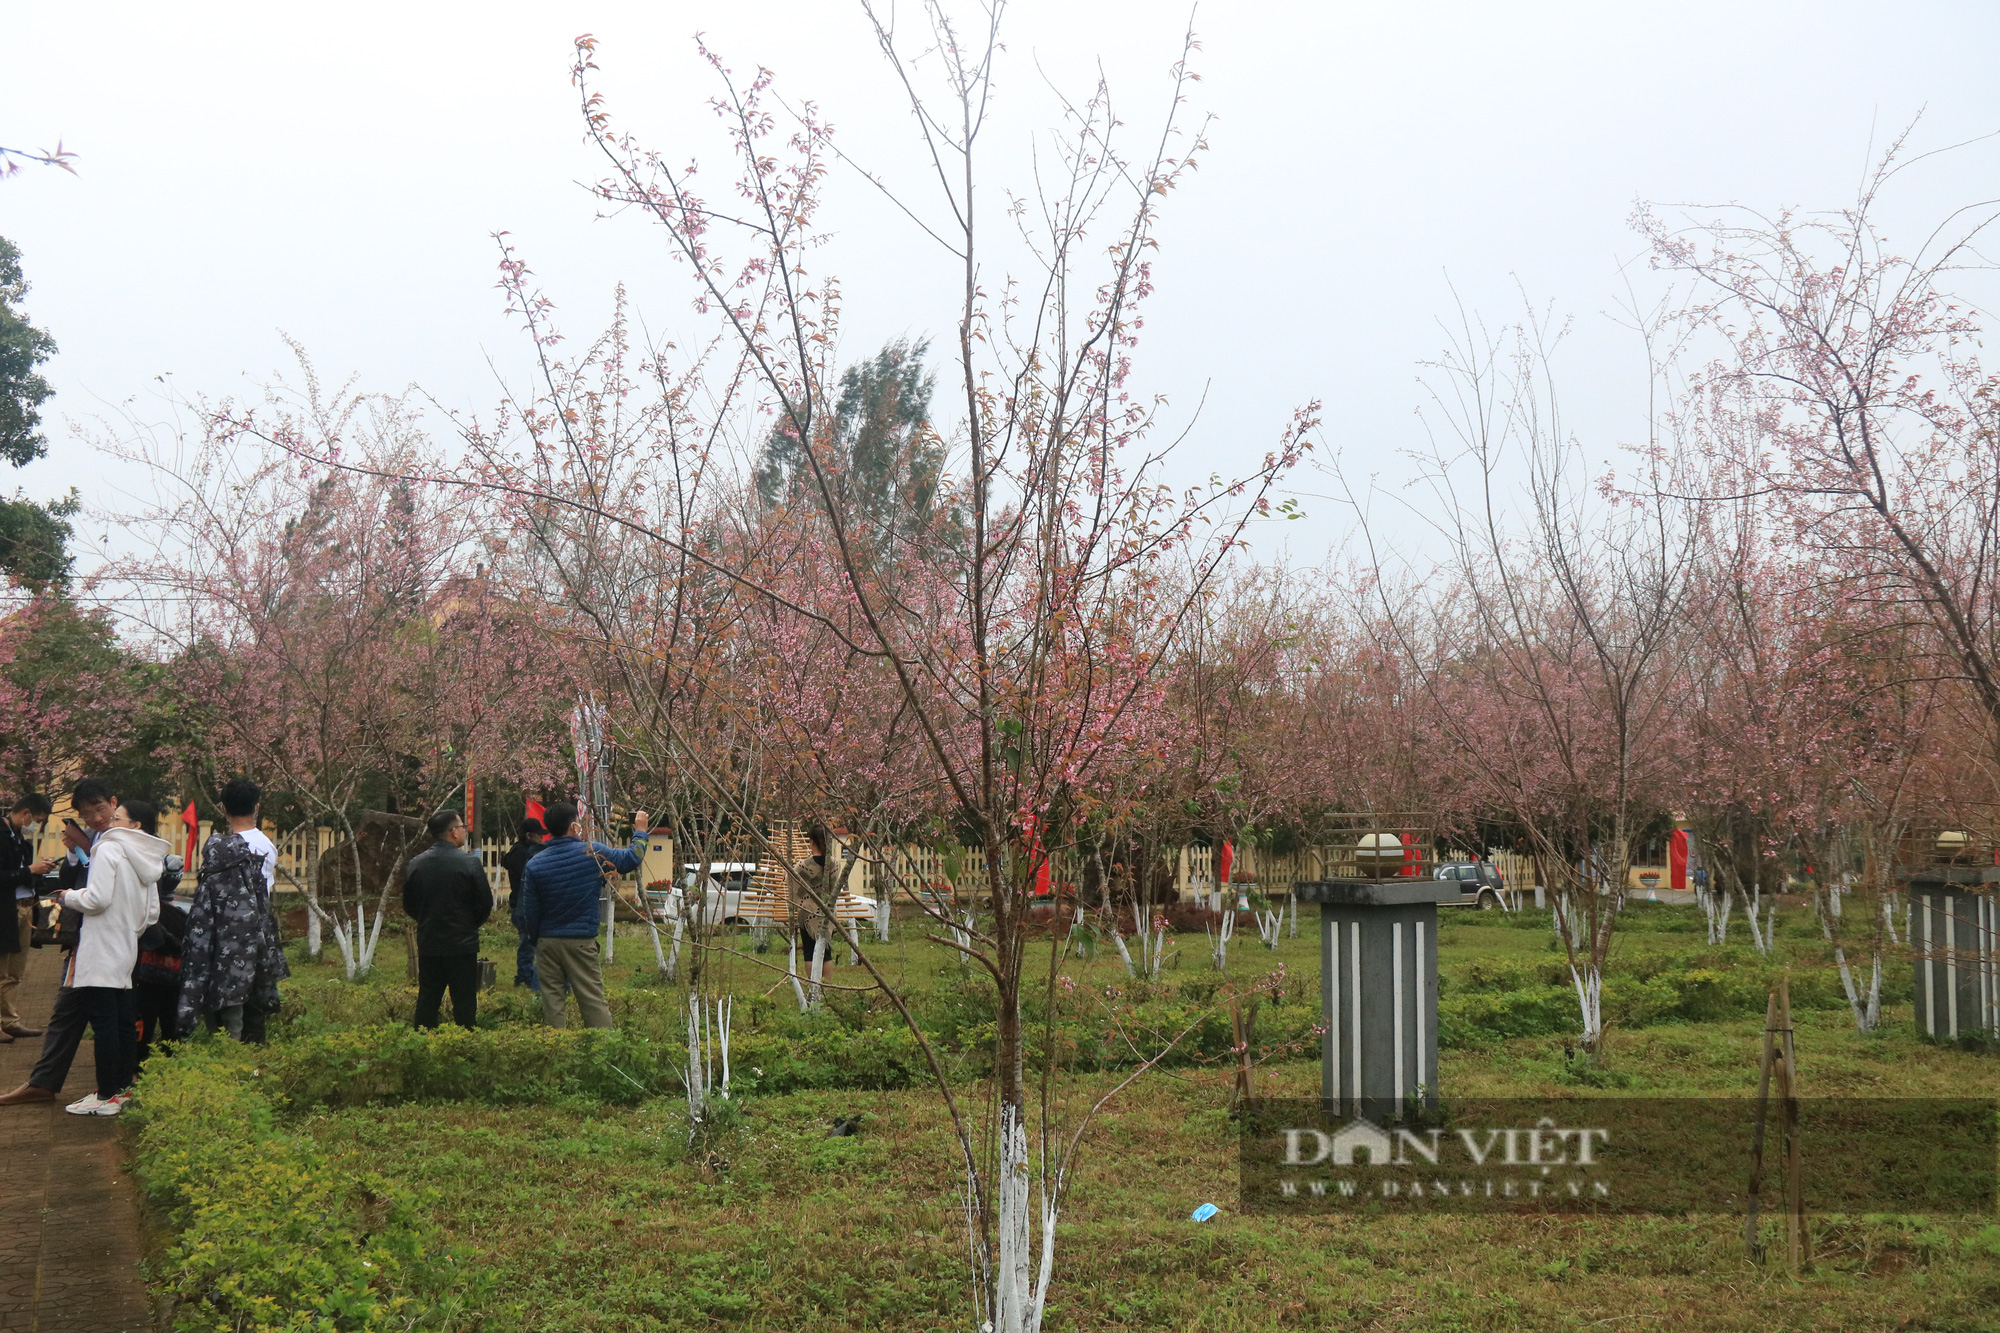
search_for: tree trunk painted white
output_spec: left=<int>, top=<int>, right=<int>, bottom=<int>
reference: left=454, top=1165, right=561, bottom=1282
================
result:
left=787, top=935, right=808, bottom=1012
left=1567, top=961, right=1604, bottom=1050
left=327, top=914, right=359, bottom=980
left=686, top=999, right=707, bottom=1120
left=665, top=914, right=685, bottom=983
left=358, top=897, right=388, bottom=975
left=846, top=921, right=861, bottom=967
left=1742, top=889, right=1770, bottom=955
left=686, top=994, right=733, bottom=1122
left=1106, top=915, right=1137, bottom=978
left=1288, top=891, right=1298, bottom=938
left=994, top=1101, right=1049, bottom=1333
left=874, top=894, right=891, bottom=943
left=807, top=936, right=827, bottom=1009
left=1696, top=887, right=1732, bottom=944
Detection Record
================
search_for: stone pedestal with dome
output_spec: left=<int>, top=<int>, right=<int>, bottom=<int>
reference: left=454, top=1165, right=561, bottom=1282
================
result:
left=1293, top=816, right=1451, bottom=1123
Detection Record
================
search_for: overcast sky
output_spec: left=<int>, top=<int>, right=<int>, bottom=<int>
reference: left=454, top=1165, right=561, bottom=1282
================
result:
left=4, top=0, right=1997, bottom=566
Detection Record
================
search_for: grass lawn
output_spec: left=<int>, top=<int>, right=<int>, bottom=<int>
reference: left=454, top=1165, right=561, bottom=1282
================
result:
left=247, top=902, right=2000, bottom=1331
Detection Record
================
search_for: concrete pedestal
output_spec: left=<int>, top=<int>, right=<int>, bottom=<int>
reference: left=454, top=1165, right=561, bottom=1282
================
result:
left=1908, top=877, right=2000, bottom=1043
left=1296, top=879, right=1456, bottom=1121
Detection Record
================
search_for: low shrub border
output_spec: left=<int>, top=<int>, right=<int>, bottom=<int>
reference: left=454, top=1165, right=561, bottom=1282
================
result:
left=128, top=1045, right=491, bottom=1331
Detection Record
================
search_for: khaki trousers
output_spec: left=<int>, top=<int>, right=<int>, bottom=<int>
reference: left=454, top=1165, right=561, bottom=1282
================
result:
left=534, top=936, right=614, bottom=1030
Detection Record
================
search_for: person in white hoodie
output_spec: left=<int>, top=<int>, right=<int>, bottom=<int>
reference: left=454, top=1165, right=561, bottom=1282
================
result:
left=49, top=800, right=165, bottom=1116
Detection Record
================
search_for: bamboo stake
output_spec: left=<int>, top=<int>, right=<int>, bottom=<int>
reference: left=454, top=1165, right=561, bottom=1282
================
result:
left=1779, top=976, right=1808, bottom=1272
left=1744, top=990, right=1778, bottom=1260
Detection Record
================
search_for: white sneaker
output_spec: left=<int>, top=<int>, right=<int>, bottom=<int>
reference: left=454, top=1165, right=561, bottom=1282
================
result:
left=64, top=1093, right=121, bottom=1117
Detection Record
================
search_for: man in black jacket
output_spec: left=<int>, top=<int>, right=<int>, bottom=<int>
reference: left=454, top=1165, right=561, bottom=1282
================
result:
left=402, top=809, right=493, bottom=1030
left=0, top=794, right=56, bottom=1043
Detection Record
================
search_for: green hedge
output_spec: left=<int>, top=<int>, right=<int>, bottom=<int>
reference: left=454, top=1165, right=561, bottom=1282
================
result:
left=129, top=1047, right=490, bottom=1331
left=1437, top=961, right=1855, bottom=1048
left=255, top=1020, right=940, bottom=1106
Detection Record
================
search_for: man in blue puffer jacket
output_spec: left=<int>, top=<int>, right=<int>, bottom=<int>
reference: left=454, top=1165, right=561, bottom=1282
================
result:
left=517, top=801, right=648, bottom=1029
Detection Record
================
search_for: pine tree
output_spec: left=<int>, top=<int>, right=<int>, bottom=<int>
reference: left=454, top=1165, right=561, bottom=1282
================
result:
left=754, top=337, right=948, bottom=548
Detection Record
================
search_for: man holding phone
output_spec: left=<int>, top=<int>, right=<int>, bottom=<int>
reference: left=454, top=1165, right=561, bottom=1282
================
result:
left=0, top=777, right=121, bottom=1106
left=515, top=803, right=648, bottom=1030
left=0, top=793, right=57, bottom=1042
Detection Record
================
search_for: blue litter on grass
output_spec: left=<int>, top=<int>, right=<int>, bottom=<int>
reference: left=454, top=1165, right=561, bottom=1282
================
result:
left=1190, top=1203, right=1219, bottom=1222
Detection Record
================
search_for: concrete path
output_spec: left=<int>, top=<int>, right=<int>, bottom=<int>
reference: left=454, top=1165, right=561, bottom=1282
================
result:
left=0, top=946, right=153, bottom=1332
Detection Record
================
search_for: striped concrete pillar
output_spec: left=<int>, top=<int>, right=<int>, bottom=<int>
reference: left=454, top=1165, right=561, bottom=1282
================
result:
left=1911, top=884, right=2000, bottom=1043
left=1298, top=879, right=1454, bottom=1122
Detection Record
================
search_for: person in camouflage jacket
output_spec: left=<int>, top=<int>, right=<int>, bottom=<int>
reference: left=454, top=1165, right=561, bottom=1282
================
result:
left=176, top=830, right=289, bottom=1039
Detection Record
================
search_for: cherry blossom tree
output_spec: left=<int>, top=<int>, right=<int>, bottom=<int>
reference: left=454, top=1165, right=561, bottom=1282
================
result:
left=393, top=16, right=1314, bottom=1331
left=1348, top=306, right=1699, bottom=1051
left=1640, top=136, right=2000, bottom=769
left=108, top=366, right=568, bottom=975
left=0, top=592, right=135, bottom=793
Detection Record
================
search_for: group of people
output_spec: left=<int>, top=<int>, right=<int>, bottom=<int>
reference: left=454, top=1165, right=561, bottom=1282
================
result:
left=403, top=800, right=652, bottom=1031
left=0, top=777, right=291, bottom=1116
left=0, top=780, right=825, bottom=1098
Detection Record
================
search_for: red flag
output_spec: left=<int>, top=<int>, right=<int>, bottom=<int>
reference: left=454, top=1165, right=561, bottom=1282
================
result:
left=1669, top=828, right=1689, bottom=891
left=1217, top=840, right=1234, bottom=886
left=526, top=799, right=546, bottom=829
left=182, top=800, right=197, bottom=868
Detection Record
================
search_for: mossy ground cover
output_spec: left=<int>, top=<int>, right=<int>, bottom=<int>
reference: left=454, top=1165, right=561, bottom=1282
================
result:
left=139, top=901, right=2000, bottom=1331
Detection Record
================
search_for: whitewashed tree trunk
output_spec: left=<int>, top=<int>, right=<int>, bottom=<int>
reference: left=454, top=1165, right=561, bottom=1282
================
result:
left=807, top=936, right=827, bottom=1009
left=1568, top=961, right=1604, bottom=1049
left=994, top=1102, right=1048, bottom=1333
left=328, top=914, right=359, bottom=980
left=787, top=935, right=808, bottom=1012
left=1741, top=887, right=1771, bottom=955
left=1106, top=915, right=1137, bottom=978
left=686, top=994, right=733, bottom=1121
left=302, top=841, right=325, bottom=960
left=1696, top=887, right=1732, bottom=944
left=664, top=914, right=685, bottom=983
left=357, top=897, right=389, bottom=975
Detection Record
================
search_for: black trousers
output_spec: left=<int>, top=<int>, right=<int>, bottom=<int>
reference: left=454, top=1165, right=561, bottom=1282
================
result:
left=134, top=979, right=181, bottom=1068
left=414, top=954, right=479, bottom=1030
left=29, top=985, right=136, bottom=1098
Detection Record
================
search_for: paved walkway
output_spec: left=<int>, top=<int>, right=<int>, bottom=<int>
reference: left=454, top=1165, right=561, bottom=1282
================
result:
left=0, top=946, right=153, bottom=1332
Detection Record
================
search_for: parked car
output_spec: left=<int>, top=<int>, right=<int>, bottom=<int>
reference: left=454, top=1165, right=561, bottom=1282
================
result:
left=1434, top=859, right=1508, bottom=909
